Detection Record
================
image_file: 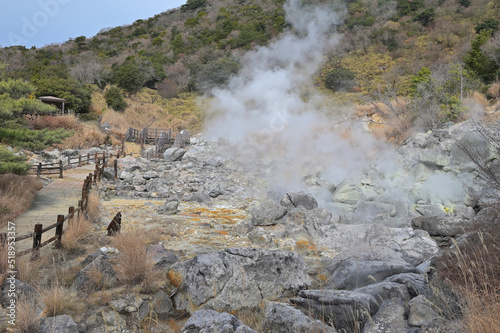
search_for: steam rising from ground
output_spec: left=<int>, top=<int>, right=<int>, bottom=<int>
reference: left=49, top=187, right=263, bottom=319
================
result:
left=203, top=0, right=393, bottom=190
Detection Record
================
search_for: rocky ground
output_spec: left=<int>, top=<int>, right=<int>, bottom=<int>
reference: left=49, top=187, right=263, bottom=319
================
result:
left=1, top=120, right=499, bottom=332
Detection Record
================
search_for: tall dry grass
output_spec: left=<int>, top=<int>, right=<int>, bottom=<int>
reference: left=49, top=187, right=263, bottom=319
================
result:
left=0, top=173, right=42, bottom=228
left=38, top=284, right=79, bottom=317
left=111, top=232, right=161, bottom=292
left=62, top=215, right=93, bottom=254
left=438, top=212, right=500, bottom=333
left=16, top=255, right=48, bottom=285
left=86, top=187, right=101, bottom=223
left=15, top=297, right=41, bottom=333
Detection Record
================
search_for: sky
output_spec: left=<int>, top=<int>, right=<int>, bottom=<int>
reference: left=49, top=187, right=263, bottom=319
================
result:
left=1, top=0, right=187, bottom=48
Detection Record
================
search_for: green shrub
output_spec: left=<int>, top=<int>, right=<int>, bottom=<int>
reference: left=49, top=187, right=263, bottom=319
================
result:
left=104, top=87, right=127, bottom=112
left=324, top=68, right=356, bottom=92
left=0, top=145, right=30, bottom=175
left=0, top=127, right=73, bottom=151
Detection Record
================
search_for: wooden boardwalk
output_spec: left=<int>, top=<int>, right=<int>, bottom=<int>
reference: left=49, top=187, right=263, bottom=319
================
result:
left=0, top=164, right=96, bottom=252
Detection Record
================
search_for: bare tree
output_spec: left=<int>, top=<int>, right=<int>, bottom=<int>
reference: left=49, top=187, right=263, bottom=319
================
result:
left=164, top=61, right=191, bottom=91
left=69, top=51, right=104, bottom=84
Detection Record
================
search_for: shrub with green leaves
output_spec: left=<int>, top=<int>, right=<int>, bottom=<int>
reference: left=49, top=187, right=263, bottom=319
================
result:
left=324, top=68, right=356, bottom=92
left=0, top=127, right=73, bottom=151
left=104, top=87, right=127, bottom=112
left=0, top=79, right=35, bottom=99
left=0, top=145, right=30, bottom=175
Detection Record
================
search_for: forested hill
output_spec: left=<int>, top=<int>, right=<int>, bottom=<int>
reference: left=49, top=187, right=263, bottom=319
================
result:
left=0, top=0, right=499, bottom=132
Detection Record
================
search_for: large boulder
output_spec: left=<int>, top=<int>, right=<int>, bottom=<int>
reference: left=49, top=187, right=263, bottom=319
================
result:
left=291, top=289, right=378, bottom=332
left=157, top=200, right=179, bottom=215
left=181, top=309, right=256, bottom=333
left=363, top=299, right=412, bottom=333
left=355, top=281, right=410, bottom=305
left=147, top=244, right=179, bottom=270
left=411, top=215, right=470, bottom=236
left=262, top=301, right=335, bottom=333
left=169, top=248, right=311, bottom=313
left=73, top=251, right=116, bottom=291
left=351, top=201, right=396, bottom=225
left=250, top=200, right=287, bottom=226
left=163, top=147, right=186, bottom=162
left=322, top=245, right=416, bottom=290
left=39, top=315, right=78, bottom=333
left=280, top=191, right=318, bottom=210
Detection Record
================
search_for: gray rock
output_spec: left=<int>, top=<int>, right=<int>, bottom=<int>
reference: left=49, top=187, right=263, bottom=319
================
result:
left=332, top=180, right=363, bottom=204
left=356, top=281, right=410, bottom=305
left=363, top=299, right=412, bottom=333
left=385, top=273, right=428, bottom=297
left=323, top=245, right=416, bottom=290
left=450, top=131, right=495, bottom=168
left=291, top=289, right=379, bottom=333
left=189, top=192, right=212, bottom=203
left=39, top=315, right=78, bottom=333
left=73, top=252, right=116, bottom=291
left=143, top=171, right=159, bottom=180
left=151, top=291, right=174, bottom=318
left=250, top=200, right=287, bottom=226
left=248, top=227, right=274, bottom=245
left=408, top=295, right=441, bottom=327
left=170, top=248, right=311, bottom=313
left=147, top=244, right=179, bottom=270
left=262, top=301, right=335, bottom=333
left=1, top=279, right=40, bottom=309
left=103, top=311, right=126, bottom=330
left=411, top=215, right=469, bottom=236
left=280, top=191, right=318, bottom=210
left=181, top=309, right=256, bottom=333
left=163, top=147, right=186, bottom=162
left=414, top=204, right=447, bottom=217
left=419, top=150, right=450, bottom=167
left=157, top=200, right=179, bottom=215
left=351, top=201, right=396, bottom=225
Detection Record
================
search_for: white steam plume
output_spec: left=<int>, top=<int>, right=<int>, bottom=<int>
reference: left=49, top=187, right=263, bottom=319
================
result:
left=203, top=0, right=393, bottom=191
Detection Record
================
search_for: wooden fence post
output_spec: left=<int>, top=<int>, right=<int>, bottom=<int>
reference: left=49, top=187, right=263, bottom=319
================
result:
left=121, top=140, right=125, bottom=157
left=114, top=159, right=118, bottom=181
left=68, top=206, right=75, bottom=225
left=59, top=160, right=63, bottom=178
left=55, top=215, right=64, bottom=249
left=87, top=153, right=90, bottom=165
left=94, top=152, right=98, bottom=164
left=67, top=156, right=71, bottom=169
left=78, top=154, right=82, bottom=167
left=32, top=224, right=43, bottom=259
left=37, top=162, right=42, bottom=178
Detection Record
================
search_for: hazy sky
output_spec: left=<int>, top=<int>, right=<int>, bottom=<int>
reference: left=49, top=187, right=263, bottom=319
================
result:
left=1, top=0, right=187, bottom=48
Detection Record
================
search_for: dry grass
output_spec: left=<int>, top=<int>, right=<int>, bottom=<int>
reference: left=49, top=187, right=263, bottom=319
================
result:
left=111, top=232, right=161, bottom=292
left=0, top=242, right=7, bottom=286
left=438, top=211, right=500, bottom=333
left=0, top=173, right=42, bottom=228
left=38, top=284, right=79, bottom=317
left=62, top=215, right=93, bottom=254
left=15, top=297, right=41, bottom=333
left=86, top=187, right=101, bottom=223
left=28, top=114, right=107, bottom=149
left=98, top=89, right=203, bottom=135
left=16, top=255, right=48, bottom=285
left=487, top=83, right=500, bottom=100
left=85, top=263, right=115, bottom=291
left=30, top=114, right=81, bottom=131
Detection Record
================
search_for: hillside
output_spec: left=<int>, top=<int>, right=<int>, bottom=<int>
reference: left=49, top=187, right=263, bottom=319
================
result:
left=0, top=0, right=499, bottom=143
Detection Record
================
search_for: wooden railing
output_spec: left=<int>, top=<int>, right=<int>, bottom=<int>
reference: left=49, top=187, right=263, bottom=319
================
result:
left=1, top=152, right=123, bottom=258
left=30, top=150, right=131, bottom=178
